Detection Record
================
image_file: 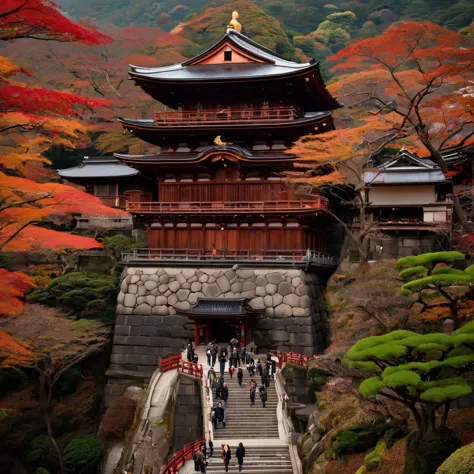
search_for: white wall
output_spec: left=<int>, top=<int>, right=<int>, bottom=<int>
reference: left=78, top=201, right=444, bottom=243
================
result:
left=369, top=185, right=436, bottom=205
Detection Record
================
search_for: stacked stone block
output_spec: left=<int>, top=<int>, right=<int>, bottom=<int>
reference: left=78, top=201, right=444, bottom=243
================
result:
left=173, top=378, right=203, bottom=450
left=107, top=266, right=330, bottom=400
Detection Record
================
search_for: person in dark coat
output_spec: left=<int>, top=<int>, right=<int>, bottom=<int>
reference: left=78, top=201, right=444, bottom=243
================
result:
left=256, top=360, right=263, bottom=376
left=264, top=372, right=270, bottom=390
left=200, top=443, right=207, bottom=460
left=259, top=385, right=267, bottom=408
left=237, top=367, right=243, bottom=386
left=249, top=361, right=256, bottom=377
left=236, top=442, right=245, bottom=472
left=193, top=449, right=206, bottom=473
left=214, top=402, right=225, bottom=429
left=234, top=348, right=241, bottom=367
left=229, top=353, right=235, bottom=368
left=209, top=440, right=214, bottom=458
left=216, top=376, right=224, bottom=399
left=221, top=382, right=229, bottom=412
left=206, top=344, right=212, bottom=366
left=241, top=348, right=247, bottom=365
left=261, top=367, right=268, bottom=387
left=219, top=354, right=226, bottom=377
left=229, top=365, right=235, bottom=379
left=222, top=444, right=231, bottom=472
left=211, top=345, right=217, bottom=367
left=186, top=339, right=194, bottom=362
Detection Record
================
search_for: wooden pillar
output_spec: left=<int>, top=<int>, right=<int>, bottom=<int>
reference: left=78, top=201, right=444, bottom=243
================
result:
left=207, top=322, right=213, bottom=344
left=244, top=319, right=253, bottom=346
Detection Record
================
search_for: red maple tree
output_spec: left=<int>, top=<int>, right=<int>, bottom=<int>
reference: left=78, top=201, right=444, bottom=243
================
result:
left=0, top=0, right=111, bottom=43
left=328, top=22, right=474, bottom=229
left=290, top=22, right=474, bottom=261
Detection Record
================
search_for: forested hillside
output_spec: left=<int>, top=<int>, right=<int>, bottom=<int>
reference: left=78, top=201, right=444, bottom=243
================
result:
left=58, top=0, right=474, bottom=38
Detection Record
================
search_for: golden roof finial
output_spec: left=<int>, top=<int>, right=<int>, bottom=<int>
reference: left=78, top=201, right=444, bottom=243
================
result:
left=228, top=10, right=242, bottom=33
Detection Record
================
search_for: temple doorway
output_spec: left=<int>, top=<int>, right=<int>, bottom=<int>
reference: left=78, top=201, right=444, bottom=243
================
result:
left=211, top=319, right=242, bottom=344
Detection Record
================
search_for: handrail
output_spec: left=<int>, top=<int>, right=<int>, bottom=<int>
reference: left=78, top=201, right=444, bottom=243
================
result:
left=160, top=438, right=206, bottom=474
left=154, top=106, right=301, bottom=126
left=126, top=199, right=328, bottom=213
left=121, top=248, right=339, bottom=265
left=159, top=353, right=203, bottom=379
left=272, top=351, right=315, bottom=370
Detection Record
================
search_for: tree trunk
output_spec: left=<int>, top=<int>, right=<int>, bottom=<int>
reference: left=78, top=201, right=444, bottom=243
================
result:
left=39, top=373, right=66, bottom=474
left=42, top=405, right=66, bottom=474
left=440, top=402, right=450, bottom=430
left=426, top=407, right=436, bottom=435
left=420, top=406, right=428, bottom=438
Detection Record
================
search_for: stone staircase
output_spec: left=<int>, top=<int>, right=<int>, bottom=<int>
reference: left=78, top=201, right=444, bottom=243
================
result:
left=212, top=358, right=280, bottom=440
left=180, top=345, right=294, bottom=474
left=205, top=445, right=293, bottom=473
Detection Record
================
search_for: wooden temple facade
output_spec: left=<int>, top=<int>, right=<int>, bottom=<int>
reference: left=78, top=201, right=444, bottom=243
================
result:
left=111, top=24, right=340, bottom=258
left=62, top=15, right=340, bottom=353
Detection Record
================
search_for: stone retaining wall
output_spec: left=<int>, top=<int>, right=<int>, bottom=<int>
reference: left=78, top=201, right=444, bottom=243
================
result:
left=106, top=266, right=329, bottom=400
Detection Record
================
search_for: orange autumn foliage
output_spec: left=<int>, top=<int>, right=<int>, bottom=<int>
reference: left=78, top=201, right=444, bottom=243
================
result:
left=289, top=113, right=405, bottom=187
left=0, top=268, right=36, bottom=316
left=0, top=226, right=104, bottom=252
left=0, top=173, right=127, bottom=252
left=0, top=329, right=33, bottom=367
left=328, top=22, right=474, bottom=153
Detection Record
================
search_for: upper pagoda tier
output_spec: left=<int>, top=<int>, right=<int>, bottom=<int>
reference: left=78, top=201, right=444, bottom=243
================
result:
left=129, top=29, right=340, bottom=112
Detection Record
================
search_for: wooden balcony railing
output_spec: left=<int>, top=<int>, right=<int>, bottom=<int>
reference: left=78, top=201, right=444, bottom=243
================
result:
left=121, top=248, right=339, bottom=266
left=154, top=106, right=301, bottom=126
left=126, top=199, right=328, bottom=213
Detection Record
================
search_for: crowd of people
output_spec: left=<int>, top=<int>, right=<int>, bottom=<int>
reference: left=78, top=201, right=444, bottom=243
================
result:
left=193, top=442, right=246, bottom=473
left=186, top=338, right=278, bottom=472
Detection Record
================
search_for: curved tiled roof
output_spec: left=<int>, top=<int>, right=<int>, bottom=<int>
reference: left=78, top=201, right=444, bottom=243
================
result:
left=177, top=297, right=263, bottom=316
left=115, top=144, right=296, bottom=164
left=58, top=156, right=138, bottom=179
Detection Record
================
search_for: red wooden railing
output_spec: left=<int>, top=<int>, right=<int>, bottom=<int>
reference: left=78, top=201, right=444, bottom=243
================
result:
left=126, top=199, right=328, bottom=213
left=159, top=353, right=203, bottom=378
left=122, top=248, right=339, bottom=265
left=160, top=438, right=206, bottom=474
left=275, top=351, right=314, bottom=369
left=154, top=106, right=301, bottom=126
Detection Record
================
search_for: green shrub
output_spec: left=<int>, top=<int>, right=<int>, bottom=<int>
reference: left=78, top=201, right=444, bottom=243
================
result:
left=0, top=367, right=28, bottom=395
left=28, top=272, right=118, bottom=319
left=333, top=422, right=388, bottom=457
left=35, top=468, right=50, bottom=474
left=364, top=449, right=381, bottom=471
left=63, top=435, right=102, bottom=474
left=436, top=441, right=474, bottom=474
left=308, top=368, right=329, bottom=392
left=384, top=423, right=408, bottom=448
left=57, top=368, right=81, bottom=395
left=23, top=436, right=58, bottom=472
left=404, top=430, right=459, bottom=474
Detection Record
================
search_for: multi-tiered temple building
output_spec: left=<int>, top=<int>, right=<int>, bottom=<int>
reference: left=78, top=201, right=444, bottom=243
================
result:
left=115, top=20, right=340, bottom=256
left=62, top=14, right=345, bottom=400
